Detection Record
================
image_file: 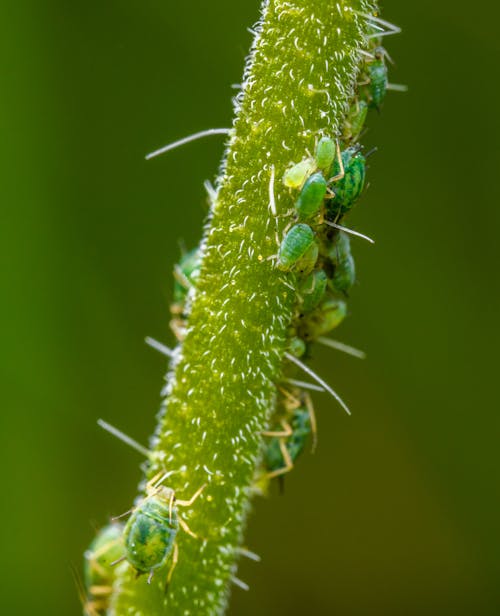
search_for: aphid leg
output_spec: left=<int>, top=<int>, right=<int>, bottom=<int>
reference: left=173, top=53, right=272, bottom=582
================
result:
left=173, top=265, right=194, bottom=292
left=110, top=555, right=127, bottom=567
left=178, top=516, right=198, bottom=539
left=165, top=542, right=179, bottom=590
left=262, top=419, right=293, bottom=438
left=266, top=439, right=294, bottom=479
left=168, top=490, right=175, bottom=524
left=305, top=393, right=318, bottom=453
left=176, top=483, right=207, bottom=508
left=328, top=140, right=345, bottom=183
left=145, top=128, right=231, bottom=160
left=89, top=585, right=113, bottom=597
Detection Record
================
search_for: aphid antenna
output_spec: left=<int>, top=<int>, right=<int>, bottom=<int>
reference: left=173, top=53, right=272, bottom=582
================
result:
left=284, top=378, right=325, bottom=393
left=268, top=164, right=277, bottom=216
left=231, top=576, right=250, bottom=591
left=323, top=220, right=375, bottom=244
left=97, top=419, right=150, bottom=458
left=237, top=547, right=261, bottom=562
left=145, top=128, right=231, bottom=160
left=284, top=352, right=351, bottom=415
left=364, top=146, right=378, bottom=159
left=145, top=336, right=174, bottom=358
left=317, top=337, right=367, bottom=360
left=386, top=83, right=409, bottom=92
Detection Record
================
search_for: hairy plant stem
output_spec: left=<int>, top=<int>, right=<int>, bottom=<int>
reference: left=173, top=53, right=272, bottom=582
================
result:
left=110, top=1, right=375, bottom=614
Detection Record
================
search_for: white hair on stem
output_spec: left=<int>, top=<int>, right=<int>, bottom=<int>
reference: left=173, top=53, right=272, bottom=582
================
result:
left=145, top=337, right=174, bottom=358
left=98, top=419, right=150, bottom=457
left=323, top=220, right=375, bottom=244
left=145, top=128, right=231, bottom=160
left=284, top=353, right=351, bottom=415
left=317, top=337, right=366, bottom=360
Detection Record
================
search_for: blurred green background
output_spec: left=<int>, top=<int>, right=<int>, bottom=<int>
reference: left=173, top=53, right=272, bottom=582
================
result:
left=1, top=1, right=499, bottom=614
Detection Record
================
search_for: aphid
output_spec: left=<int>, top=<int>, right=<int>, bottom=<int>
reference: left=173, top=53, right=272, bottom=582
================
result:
left=263, top=392, right=315, bottom=478
left=315, top=136, right=336, bottom=171
left=121, top=472, right=205, bottom=586
left=295, top=172, right=328, bottom=220
left=329, top=232, right=356, bottom=294
left=278, top=224, right=318, bottom=273
left=368, top=47, right=388, bottom=109
left=327, top=148, right=366, bottom=215
left=343, top=99, right=368, bottom=142
left=173, top=247, right=202, bottom=308
left=299, top=269, right=328, bottom=313
left=288, top=336, right=306, bottom=358
left=82, top=523, right=125, bottom=615
left=283, top=158, right=316, bottom=189
left=298, top=297, right=347, bottom=340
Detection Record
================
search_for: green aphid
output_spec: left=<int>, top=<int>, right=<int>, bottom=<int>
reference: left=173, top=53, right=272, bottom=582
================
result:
left=283, top=158, right=316, bottom=189
left=295, top=172, right=328, bottom=220
left=278, top=224, right=318, bottom=273
left=122, top=473, right=205, bottom=586
left=288, top=336, right=307, bottom=358
left=299, top=297, right=347, bottom=340
left=173, top=247, right=202, bottom=305
left=264, top=406, right=312, bottom=477
left=315, top=137, right=336, bottom=171
left=300, top=269, right=328, bottom=313
left=263, top=389, right=316, bottom=480
left=330, top=232, right=356, bottom=294
left=328, top=147, right=366, bottom=215
left=83, top=523, right=125, bottom=615
left=368, top=48, right=388, bottom=109
left=343, top=99, right=368, bottom=142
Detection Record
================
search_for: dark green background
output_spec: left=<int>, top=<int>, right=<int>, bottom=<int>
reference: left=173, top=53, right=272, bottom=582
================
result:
left=1, top=1, right=499, bottom=614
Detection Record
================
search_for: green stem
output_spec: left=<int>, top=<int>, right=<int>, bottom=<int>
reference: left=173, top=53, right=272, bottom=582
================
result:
left=110, top=1, right=375, bottom=614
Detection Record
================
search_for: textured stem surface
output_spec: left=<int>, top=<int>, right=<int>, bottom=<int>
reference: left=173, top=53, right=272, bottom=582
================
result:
left=111, top=1, right=374, bottom=614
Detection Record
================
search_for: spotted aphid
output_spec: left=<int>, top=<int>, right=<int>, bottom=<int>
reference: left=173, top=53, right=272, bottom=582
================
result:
left=327, top=147, right=366, bottom=215
left=122, top=473, right=205, bottom=586
left=83, top=523, right=125, bottom=615
left=278, top=224, right=318, bottom=274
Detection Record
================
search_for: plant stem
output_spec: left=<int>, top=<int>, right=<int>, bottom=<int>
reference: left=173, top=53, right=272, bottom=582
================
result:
left=110, top=1, right=375, bottom=614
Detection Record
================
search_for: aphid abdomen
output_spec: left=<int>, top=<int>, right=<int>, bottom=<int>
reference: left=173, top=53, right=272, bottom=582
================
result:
left=84, top=523, right=125, bottom=592
left=295, top=172, right=327, bottom=220
left=286, top=408, right=312, bottom=462
left=315, top=137, right=336, bottom=171
left=328, top=149, right=366, bottom=215
left=283, top=158, right=316, bottom=189
left=278, top=224, right=317, bottom=272
left=300, top=270, right=328, bottom=313
left=368, top=60, right=388, bottom=109
left=343, top=99, right=368, bottom=142
left=330, top=232, right=356, bottom=294
left=124, top=499, right=178, bottom=573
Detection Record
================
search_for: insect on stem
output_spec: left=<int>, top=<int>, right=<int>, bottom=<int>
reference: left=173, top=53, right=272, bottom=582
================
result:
left=145, top=128, right=231, bottom=160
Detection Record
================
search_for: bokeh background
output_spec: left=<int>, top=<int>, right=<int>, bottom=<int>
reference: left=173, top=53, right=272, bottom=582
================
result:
left=1, top=1, right=499, bottom=614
